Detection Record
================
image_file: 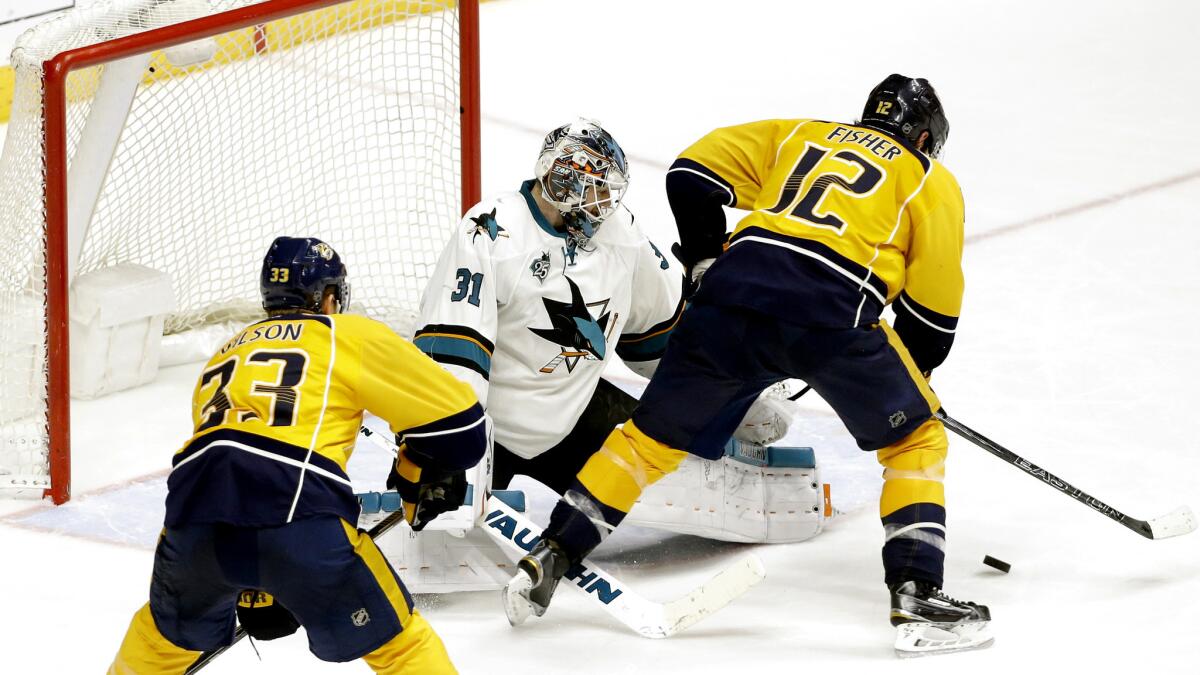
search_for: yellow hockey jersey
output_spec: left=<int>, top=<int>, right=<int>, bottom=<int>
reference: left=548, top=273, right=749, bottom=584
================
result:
left=165, top=312, right=485, bottom=527
left=669, top=119, right=964, bottom=369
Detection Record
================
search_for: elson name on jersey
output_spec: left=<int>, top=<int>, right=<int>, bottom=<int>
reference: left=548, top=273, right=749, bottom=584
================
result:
left=218, top=321, right=305, bottom=354
left=825, top=125, right=905, bottom=161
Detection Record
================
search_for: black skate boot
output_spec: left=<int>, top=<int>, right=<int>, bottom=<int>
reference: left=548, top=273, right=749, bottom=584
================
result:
left=503, top=539, right=572, bottom=625
left=889, top=580, right=990, bottom=626
left=889, top=581, right=993, bottom=657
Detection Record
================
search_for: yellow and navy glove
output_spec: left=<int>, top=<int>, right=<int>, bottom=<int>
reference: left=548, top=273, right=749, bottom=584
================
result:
left=386, top=442, right=467, bottom=531
left=235, top=590, right=299, bottom=641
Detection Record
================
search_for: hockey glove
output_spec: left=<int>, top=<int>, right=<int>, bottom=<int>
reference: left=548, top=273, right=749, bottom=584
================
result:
left=670, top=243, right=716, bottom=299
left=235, top=590, right=299, bottom=641
left=387, top=443, right=468, bottom=531
left=733, top=382, right=797, bottom=446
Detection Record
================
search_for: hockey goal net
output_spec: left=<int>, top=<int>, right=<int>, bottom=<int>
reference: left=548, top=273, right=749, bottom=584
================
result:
left=0, top=0, right=480, bottom=504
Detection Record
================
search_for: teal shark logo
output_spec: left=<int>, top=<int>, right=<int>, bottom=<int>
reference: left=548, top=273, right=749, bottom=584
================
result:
left=470, top=208, right=506, bottom=242
left=529, top=276, right=612, bottom=373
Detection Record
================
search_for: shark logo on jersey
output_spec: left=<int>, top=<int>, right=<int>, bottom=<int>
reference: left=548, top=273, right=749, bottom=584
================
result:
left=530, top=252, right=551, bottom=283
left=469, top=208, right=507, bottom=242
left=529, top=276, right=613, bottom=373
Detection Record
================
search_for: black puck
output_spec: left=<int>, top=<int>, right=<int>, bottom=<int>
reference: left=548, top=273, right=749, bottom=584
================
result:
left=983, top=555, right=1011, bottom=573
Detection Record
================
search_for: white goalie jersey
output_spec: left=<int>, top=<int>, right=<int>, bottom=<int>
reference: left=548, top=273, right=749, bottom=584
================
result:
left=414, top=180, right=684, bottom=458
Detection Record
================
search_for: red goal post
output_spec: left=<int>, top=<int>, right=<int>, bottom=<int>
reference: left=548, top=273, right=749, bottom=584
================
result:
left=0, top=0, right=481, bottom=504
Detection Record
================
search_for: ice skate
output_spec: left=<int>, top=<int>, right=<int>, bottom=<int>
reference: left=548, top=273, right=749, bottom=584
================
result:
left=889, top=580, right=993, bottom=657
left=502, top=539, right=571, bottom=626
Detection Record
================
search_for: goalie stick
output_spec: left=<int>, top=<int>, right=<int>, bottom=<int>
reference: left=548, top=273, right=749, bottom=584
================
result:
left=183, top=508, right=408, bottom=674
left=936, top=410, right=1197, bottom=540
left=486, top=494, right=766, bottom=639
left=357, top=425, right=765, bottom=638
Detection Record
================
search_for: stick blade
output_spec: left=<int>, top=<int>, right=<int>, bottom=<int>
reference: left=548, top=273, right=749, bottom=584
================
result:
left=1148, top=505, right=1197, bottom=539
left=649, top=554, right=766, bottom=639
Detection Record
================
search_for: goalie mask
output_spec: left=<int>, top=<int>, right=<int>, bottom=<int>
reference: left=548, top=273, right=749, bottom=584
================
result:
left=534, top=119, right=629, bottom=239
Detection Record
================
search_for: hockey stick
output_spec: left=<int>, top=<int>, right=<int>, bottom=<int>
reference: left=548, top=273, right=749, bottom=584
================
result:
left=356, top=424, right=767, bottom=637
left=787, top=384, right=811, bottom=401
left=183, top=509, right=409, bottom=674
left=936, top=410, right=1197, bottom=540
left=484, top=494, right=766, bottom=639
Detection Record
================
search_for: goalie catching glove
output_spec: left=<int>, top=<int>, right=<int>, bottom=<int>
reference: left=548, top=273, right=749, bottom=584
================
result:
left=733, top=381, right=797, bottom=446
left=387, top=440, right=468, bottom=531
left=235, top=590, right=299, bottom=641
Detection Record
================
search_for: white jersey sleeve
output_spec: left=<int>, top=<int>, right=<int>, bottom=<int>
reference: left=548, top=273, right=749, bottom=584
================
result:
left=615, top=230, right=686, bottom=379
left=413, top=205, right=507, bottom=407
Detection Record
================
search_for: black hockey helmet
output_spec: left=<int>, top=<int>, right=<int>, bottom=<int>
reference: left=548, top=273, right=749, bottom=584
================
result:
left=860, top=74, right=949, bottom=159
left=260, top=236, right=350, bottom=313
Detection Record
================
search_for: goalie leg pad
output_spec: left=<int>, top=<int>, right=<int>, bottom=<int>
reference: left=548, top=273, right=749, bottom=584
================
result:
left=626, top=440, right=828, bottom=544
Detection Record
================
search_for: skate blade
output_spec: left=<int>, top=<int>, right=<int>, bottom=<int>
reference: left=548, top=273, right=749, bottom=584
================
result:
left=502, top=569, right=535, bottom=627
left=894, top=621, right=993, bottom=658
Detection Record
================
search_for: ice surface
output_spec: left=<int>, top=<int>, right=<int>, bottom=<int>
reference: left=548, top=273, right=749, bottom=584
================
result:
left=2, top=0, right=1199, bottom=672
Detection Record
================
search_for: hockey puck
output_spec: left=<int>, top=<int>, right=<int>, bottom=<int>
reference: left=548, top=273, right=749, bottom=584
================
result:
left=982, top=555, right=1011, bottom=573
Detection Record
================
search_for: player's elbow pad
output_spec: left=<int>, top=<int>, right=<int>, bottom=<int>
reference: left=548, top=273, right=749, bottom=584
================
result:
left=398, top=403, right=488, bottom=471
left=893, top=294, right=958, bottom=373
left=666, top=160, right=731, bottom=264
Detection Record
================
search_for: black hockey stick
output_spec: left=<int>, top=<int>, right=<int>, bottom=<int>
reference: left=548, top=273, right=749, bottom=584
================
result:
left=183, top=509, right=409, bottom=674
left=787, top=384, right=812, bottom=401
left=936, top=410, right=1196, bottom=540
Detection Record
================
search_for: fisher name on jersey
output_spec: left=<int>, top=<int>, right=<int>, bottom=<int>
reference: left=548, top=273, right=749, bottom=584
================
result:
left=415, top=179, right=683, bottom=459
left=672, top=119, right=964, bottom=371
left=166, top=312, right=484, bottom=528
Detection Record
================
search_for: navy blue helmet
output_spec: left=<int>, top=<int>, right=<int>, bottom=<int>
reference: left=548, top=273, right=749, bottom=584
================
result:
left=260, top=236, right=349, bottom=313
left=859, top=74, right=949, bottom=159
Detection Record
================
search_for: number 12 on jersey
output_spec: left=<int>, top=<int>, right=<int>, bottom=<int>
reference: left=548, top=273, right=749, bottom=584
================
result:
left=766, top=143, right=885, bottom=234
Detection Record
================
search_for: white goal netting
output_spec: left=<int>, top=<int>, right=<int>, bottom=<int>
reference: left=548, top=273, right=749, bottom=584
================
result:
left=0, top=0, right=466, bottom=498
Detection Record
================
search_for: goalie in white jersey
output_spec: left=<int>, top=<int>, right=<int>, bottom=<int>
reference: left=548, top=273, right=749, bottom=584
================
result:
left=408, top=120, right=824, bottom=553
left=414, top=119, right=682, bottom=494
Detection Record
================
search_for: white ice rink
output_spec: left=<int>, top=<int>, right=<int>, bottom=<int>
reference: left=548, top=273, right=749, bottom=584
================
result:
left=2, top=0, right=1199, bottom=672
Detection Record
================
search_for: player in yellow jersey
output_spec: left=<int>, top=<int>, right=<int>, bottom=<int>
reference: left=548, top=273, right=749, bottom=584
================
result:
left=110, top=237, right=486, bottom=673
left=506, top=75, right=993, bottom=655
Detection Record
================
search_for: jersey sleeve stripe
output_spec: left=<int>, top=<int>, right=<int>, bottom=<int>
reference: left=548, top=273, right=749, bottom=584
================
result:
left=617, top=297, right=686, bottom=362
left=398, top=403, right=488, bottom=471
left=667, top=158, right=736, bottom=206
left=413, top=334, right=492, bottom=380
left=894, top=292, right=958, bottom=333
left=415, top=324, right=495, bottom=354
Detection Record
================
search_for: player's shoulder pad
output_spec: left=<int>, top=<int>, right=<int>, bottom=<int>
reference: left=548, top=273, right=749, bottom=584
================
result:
left=458, top=190, right=535, bottom=256
left=330, top=312, right=406, bottom=343
left=593, top=204, right=640, bottom=246
left=924, top=159, right=964, bottom=199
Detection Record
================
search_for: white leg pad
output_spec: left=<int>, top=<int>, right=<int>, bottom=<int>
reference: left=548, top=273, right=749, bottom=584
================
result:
left=372, top=524, right=518, bottom=593
left=626, top=440, right=830, bottom=544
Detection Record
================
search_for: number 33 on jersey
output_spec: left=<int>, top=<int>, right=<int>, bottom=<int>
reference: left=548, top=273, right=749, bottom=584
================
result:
left=169, top=312, right=482, bottom=528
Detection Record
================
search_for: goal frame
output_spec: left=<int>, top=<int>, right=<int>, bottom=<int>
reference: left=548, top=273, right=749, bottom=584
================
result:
left=36, top=0, right=481, bottom=504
